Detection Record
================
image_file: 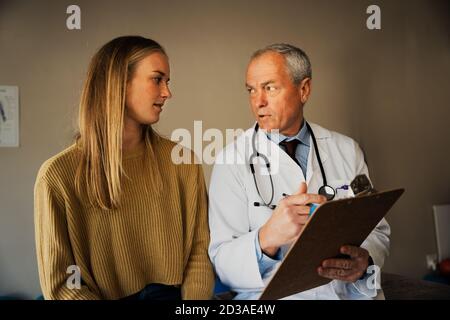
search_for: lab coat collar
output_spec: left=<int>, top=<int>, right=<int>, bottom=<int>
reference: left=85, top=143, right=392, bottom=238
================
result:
left=249, top=121, right=331, bottom=180
left=266, top=120, right=311, bottom=147
left=307, top=122, right=329, bottom=166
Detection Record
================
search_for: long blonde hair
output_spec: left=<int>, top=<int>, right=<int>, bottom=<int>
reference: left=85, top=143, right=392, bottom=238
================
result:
left=75, top=36, right=164, bottom=210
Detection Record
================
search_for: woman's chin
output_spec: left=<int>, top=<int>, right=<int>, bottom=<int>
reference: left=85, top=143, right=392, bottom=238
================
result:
left=140, top=115, right=160, bottom=126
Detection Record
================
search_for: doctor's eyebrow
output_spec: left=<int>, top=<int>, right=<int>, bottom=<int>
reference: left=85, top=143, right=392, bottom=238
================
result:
left=245, top=80, right=276, bottom=89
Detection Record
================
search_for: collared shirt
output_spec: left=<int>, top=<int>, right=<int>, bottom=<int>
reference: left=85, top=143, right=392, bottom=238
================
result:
left=267, top=120, right=311, bottom=179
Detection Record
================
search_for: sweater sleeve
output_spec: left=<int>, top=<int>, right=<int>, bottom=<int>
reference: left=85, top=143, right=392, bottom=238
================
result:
left=181, top=164, right=215, bottom=300
left=34, top=172, right=100, bottom=300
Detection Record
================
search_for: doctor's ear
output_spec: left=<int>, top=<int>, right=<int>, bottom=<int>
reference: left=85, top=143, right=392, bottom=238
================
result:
left=298, top=77, right=311, bottom=104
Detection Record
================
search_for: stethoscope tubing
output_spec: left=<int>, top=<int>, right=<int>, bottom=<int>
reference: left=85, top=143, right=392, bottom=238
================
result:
left=250, top=120, right=335, bottom=208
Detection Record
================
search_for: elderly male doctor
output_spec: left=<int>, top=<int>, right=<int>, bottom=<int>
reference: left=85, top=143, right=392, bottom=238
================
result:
left=208, top=43, right=390, bottom=300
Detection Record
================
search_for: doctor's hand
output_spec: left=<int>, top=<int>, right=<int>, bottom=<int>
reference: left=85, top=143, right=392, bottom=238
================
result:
left=317, top=245, right=370, bottom=283
left=258, top=182, right=327, bottom=257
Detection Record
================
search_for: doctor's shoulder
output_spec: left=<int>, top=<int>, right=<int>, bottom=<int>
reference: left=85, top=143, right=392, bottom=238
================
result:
left=319, top=125, right=363, bottom=158
left=210, top=128, right=250, bottom=167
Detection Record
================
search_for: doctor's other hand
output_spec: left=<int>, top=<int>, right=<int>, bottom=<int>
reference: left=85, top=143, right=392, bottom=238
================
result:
left=258, top=182, right=327, bottom=257
left=317, top=245, right=370, bottom=283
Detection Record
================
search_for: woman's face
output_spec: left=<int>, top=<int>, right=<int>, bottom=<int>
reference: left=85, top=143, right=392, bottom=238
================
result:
left=125, top=51, right=172, bottom=126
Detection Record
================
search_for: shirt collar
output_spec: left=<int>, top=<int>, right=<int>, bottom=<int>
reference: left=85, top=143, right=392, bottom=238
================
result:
left=266, top=120, right=311, bottom=147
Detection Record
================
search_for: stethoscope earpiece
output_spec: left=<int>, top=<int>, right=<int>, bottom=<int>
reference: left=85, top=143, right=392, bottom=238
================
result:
left=254, top=202, right=276, bottom=210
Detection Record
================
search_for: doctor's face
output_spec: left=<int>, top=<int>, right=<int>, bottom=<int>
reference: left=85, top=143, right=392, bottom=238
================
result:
left=246, top=52, right=310, bottom=136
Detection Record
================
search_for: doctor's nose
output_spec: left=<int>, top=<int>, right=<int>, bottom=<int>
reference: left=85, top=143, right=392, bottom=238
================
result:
left=253, top=90, right=268, bottom=109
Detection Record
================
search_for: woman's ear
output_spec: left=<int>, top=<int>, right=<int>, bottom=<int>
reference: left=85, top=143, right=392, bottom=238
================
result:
left=298, top=77, right=311, bottom=104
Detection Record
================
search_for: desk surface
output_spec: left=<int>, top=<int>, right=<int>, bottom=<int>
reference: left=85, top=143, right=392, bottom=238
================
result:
left=214, top=272, right=450, bottom=300
left=382, top=273, right=450, bottom=300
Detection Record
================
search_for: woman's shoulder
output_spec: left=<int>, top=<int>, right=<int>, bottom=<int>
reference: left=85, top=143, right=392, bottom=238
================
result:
left=154, top=135, right=202, bottom=173
left=154, top=135, right=195, bottom=160
left=154, top=135, right=178, bottom=151
left=36, top=144, right=81, bottom=185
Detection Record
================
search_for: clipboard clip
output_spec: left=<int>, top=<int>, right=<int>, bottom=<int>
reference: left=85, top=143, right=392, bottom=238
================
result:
left=350, top=174, right=377, bottom=197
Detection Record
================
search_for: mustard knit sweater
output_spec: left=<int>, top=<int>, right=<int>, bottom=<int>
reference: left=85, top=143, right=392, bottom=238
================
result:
left=34, top=137, right=214, bottom=300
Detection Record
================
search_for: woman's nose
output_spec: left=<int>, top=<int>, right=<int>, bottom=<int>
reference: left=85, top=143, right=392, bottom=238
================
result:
left=161, top=82, right=172, bottom=99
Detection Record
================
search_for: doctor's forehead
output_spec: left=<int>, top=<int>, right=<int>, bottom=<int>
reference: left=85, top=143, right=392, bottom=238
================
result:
left=246, top=52, right=288, bottom=83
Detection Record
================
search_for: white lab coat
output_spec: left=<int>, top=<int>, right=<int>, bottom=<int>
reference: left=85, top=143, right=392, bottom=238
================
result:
left=208, top=122, right=390, bottom=300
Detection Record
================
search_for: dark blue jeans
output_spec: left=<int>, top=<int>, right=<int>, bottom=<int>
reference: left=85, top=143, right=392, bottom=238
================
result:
left=122, top=283, right=181, bottom=300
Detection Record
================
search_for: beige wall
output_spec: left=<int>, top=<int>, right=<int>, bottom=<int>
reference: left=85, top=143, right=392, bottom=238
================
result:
left=0, top=0, right=448, bottom=298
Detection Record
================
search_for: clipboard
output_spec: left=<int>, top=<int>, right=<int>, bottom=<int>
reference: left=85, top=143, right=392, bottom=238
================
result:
left=259, top=188, right=404, bottom=300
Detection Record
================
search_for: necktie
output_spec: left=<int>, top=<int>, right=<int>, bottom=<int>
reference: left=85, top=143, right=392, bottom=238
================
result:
left=280, top=139, right=300, bottom=166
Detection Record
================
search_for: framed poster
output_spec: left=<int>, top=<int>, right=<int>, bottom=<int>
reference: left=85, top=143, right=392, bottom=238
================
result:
left=0, top=86, right=19, bottom=147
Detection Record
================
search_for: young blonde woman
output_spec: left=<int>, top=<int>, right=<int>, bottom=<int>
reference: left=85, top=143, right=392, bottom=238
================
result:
left=34, top=36, right=214, bottom=300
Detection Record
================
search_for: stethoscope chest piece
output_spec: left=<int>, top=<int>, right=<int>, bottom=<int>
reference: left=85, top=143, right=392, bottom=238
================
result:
left=318, top=185, right=335, bottom=201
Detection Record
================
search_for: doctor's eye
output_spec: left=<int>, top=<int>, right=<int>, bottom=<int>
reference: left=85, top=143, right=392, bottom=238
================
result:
left=266, top=85, right=281, bottom=97
left=246, top=87, right=256, bottom=94
left=265, top=85, right=277, bottom=92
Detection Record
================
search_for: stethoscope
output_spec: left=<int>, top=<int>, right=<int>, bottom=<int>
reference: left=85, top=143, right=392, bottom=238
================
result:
left=250, top=121, right=336, bottom=210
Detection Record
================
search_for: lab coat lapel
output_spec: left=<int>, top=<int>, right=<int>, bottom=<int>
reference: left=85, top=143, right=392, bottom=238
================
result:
left=254, top=125, right=295, bottom=171
left=250, top=122, right=331, bottom=197
left=306, top=122, right=329, bottom=190
left=254, top=125, right=304, bottom=196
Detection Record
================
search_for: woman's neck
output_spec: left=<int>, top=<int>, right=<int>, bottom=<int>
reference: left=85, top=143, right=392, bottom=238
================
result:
left=123, top=122, right=144, bottom=152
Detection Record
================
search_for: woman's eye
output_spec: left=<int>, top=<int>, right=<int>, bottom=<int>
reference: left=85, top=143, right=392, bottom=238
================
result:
left=153, top=77, right=162, bottom=84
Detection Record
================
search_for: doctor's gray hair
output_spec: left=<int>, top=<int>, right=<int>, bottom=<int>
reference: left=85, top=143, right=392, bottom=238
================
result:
left=251, top=43, right=312, bottom=85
